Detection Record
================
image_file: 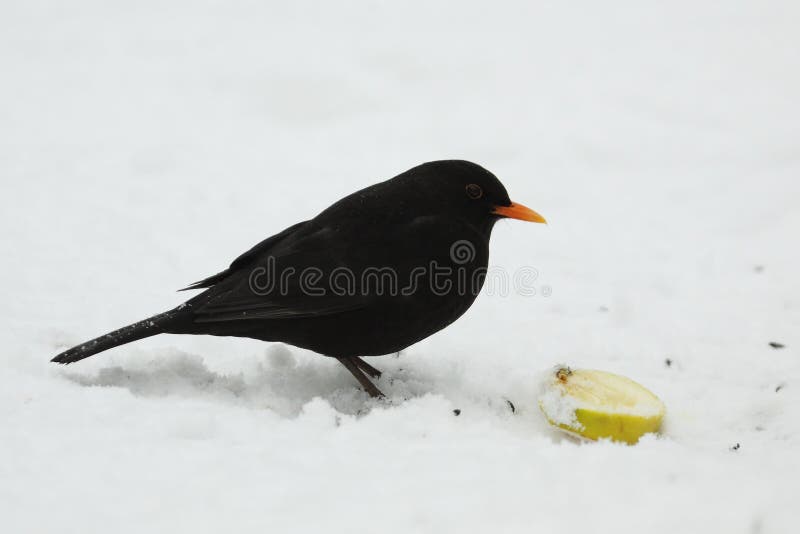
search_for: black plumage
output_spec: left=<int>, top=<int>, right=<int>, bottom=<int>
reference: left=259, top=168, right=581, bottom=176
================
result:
left=52, top=160, right=545, bottom=396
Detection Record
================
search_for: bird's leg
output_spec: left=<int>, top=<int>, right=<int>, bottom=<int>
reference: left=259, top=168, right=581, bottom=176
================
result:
left=336, top=356, right=384, bottom=398
left=352, top=356, right=382, bottom=379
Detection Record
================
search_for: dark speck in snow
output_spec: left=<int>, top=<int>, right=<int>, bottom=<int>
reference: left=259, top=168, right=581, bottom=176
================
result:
left=505, top=399, right=516, bottom=413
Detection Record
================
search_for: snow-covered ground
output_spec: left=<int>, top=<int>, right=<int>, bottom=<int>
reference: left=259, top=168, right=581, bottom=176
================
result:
left=2, top=1, right=798, bottom=532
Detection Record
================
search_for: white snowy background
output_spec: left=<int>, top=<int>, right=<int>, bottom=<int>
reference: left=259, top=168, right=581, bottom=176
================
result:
left=1, top=1, right=798, bottom=533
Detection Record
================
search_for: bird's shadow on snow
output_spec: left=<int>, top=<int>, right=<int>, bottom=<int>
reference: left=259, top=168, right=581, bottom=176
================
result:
left=60, top=345, right=447, bottom=418
left=59, top=345, right=563, bottom=440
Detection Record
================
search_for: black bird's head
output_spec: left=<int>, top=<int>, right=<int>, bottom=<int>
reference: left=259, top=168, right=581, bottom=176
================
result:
left=401, top=160, right=546, bottom=228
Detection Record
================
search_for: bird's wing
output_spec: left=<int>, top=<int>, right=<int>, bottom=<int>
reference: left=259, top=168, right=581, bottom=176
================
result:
left=184, top=214, right=481, bottom=324
left=188, top=225, right=372, bottom=322
left=192, top=295, right=367, bottom=323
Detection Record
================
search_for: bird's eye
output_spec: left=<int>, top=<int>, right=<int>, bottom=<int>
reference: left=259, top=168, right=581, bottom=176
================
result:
left=465, top=184, right=483, bottom=199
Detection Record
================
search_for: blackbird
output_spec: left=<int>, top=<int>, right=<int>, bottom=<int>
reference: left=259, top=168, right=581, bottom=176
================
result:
left=52, top=160, right=545, bottom=397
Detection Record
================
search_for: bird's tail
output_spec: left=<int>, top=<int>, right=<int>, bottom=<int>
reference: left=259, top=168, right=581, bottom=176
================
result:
left=51, top=308, right=189, bottom=364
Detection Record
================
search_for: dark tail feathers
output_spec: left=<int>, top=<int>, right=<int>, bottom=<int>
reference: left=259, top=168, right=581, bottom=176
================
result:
left=51, top=308, right=188, bottom=365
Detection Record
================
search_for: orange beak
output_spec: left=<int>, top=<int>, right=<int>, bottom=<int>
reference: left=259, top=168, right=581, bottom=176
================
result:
left=491, top=201, right=547, bottom=223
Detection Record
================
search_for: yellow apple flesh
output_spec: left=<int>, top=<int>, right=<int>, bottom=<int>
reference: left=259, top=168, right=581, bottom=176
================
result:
left=539, top=367, right=665, bottom=444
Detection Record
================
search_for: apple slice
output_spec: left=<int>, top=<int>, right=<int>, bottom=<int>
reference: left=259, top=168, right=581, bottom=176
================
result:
left=539, top=367, right=665, bottom=444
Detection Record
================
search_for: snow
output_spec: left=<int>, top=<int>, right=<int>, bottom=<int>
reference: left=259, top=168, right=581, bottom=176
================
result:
left=538, top=367, right=584, bottom=428
left=1, top=1, right=799, bottom=533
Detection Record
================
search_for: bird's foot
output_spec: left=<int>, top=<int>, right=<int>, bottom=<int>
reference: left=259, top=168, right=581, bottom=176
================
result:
left=353, top=356, right=382, bottom=379
left=336, top=356, right=384, bottom=398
